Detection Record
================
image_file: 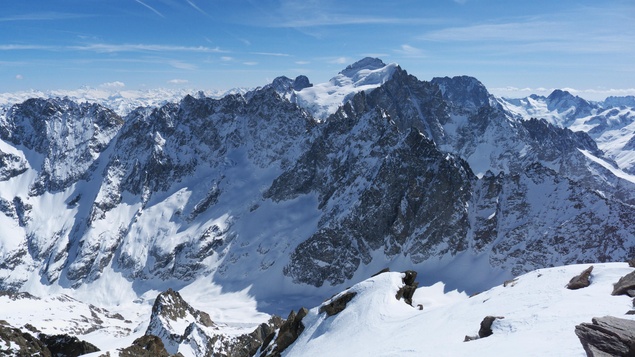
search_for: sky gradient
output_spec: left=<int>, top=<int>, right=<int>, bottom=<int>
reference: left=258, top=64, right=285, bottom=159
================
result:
left=1, top=0, right=634, bottom=100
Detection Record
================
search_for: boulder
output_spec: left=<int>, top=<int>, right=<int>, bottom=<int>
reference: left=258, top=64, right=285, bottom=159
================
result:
left=612, top=270, right=635, bottom=297
left=566, top=266, right=594, bottom=290
left=479, top=316, right=505, bottom=338
left=575, top=316, right=635, bottom=356
left=464, top=316, right=504, bottom=342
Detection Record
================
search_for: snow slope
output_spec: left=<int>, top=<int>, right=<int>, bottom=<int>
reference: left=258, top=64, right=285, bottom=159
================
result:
left=283, top=264, right=634, bottom=357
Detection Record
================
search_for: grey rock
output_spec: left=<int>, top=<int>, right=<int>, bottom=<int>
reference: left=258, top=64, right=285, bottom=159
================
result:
left=567, top=266, right=594, bottom=290
left=575, top=316, right=635, bottom=356
left=116, top=335, right=174, bottom=357
left=479, top=316, right=504, bottom=338
left=396, top=270, right=419, bottom=306
left=319, top=291, right=357, bottom=316
left=38, top=333, right=100, bottom=357
left=0, top=320, right=51, bottom=357
left=612, top=270, right=635, bottom=297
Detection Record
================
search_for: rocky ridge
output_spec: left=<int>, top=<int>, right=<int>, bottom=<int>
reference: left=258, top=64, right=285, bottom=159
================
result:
left=1, top=57, right=635, bottom=304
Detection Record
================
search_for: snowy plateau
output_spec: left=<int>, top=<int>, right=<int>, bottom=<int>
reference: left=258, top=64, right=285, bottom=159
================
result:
left=2, top=57, right=635, bottom=356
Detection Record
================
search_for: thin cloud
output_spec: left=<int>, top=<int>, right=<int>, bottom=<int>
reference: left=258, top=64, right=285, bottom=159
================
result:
left=394, top=44, right=426, bottom=58
left=0, top=12, right=89, bottom=22
left=169, top=60, right=197, bottom=70
left=72, top=43, right=227, bottom=53
left=243, top=61, right=258, bottom=66
left=167, top=79, right=189, bottom=84
left=135, top=0, right=165, bottom=18
left=15, top=74, right=23, bottom=80
left=100, top=81, right=125, bottom=88
left=249, top=52, right=290, bottom=57
left=186, top=0, right=209, bottom=16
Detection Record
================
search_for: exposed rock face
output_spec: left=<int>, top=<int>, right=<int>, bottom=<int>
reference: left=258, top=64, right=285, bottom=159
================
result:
left=0, top=97, right=123, bottom=195
left=395, top=270, right=419, bottom=306
left=567, top=266, right=594, bottom=290
left=38, top=333, right=100, bottom=357
left=464, top=316, right=505, bottom=342
left=612, top=270, right=635, bottom=297
left=575, top=316, right=635, bottom=356
left=0, top=320, right=51, bottom=357
left=319, top=291, right=358, bottom=316
left=260, top=308, right=308, bottom=357
left=116, top=335, right=174, bottom=357
left=479, top=316, right=504, bottom=338
left=146, top=288, right=216, bottom=354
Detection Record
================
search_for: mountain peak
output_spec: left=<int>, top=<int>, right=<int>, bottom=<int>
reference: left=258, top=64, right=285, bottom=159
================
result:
left=340, top=57, right=387, bottom=78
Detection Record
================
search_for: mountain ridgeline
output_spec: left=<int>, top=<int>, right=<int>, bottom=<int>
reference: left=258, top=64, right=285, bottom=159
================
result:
left=1, top=58, right=635, bottom=300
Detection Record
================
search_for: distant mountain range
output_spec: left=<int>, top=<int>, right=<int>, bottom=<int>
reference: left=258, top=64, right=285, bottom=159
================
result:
left=1, top=57, right=635, bottom=356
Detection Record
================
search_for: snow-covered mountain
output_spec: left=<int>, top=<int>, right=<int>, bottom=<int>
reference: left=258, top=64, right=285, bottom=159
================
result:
left=2, top=57, right=635, bottom=355
left=0, top=87, right=248, bottom=117
left=498, top=91, right=635, bottom=174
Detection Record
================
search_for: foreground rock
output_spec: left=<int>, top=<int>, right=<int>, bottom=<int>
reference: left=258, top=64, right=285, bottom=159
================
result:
left=0, top=320, right=50, bottom=357
left=612, top=270, right=635, bottom=297
left=464, top=316, right=505, bottom=342
left=566, top=266, right=594, bottom=290
left=395, top=270, right=419, bottom=306
left=575, top=316, right=635, bottom=356
left=116, top=335, right=175, bottom=357
left=39, top=333, right=100, bottom=356
left=259, top=308, right=308, bottom=357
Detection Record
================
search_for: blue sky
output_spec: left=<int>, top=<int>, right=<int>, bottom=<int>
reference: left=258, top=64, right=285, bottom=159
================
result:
left=1, top=0, right=634, bottom=100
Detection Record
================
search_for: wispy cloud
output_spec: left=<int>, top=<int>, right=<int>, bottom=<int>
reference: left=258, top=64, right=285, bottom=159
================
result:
left=169, top=60, right=197, bottom=70
left=185, top=0, right=209, bottom=16
left=167, top=79, right=189, bottom=84
left=0, top=12, right=89, bottom=22
left=100, top=81, right=125, bottom=88
left=135, top=0, right=165, bottom=18
left=249, top=52, right=290, bottom=57
left=394, top=44, right=426, bottom=58
left=0, top=44, right=58, bottom=51
left=73, top=43, right=227, bottom=53
left=329, top=57, right=349, bottom=65
left=243, top=61, right=258, bottom=66
left=15, top=74, right=23, bottom=80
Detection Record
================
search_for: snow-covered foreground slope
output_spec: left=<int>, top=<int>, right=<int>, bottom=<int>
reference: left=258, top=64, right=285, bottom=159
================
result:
left=2, top=263, right=632, bottom=356
left=282, top=263, right=634, bottom=357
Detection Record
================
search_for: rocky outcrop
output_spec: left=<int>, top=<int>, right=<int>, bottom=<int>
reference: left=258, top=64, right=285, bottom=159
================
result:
left=612, top=270, right=635, bottom=297
left=395, top=270, right=419, bottom=306
left=145, top=288, right=216, bottom=354
left=38, top=333, right=100, bottom=357
left=567, top=266, right=594, bottom=290
left=464, top=316, right=505, bottom=342
left=319, top=291, right=357, bottom=316
left=575, top=316, right=635, bottom=356
left=116, top=335, right=175, bottom=357
left=0, top=320, right=99, bottom=357
left=0, top=320, right=51, bottom=357
left=259, top=308, right=308, bottom=357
